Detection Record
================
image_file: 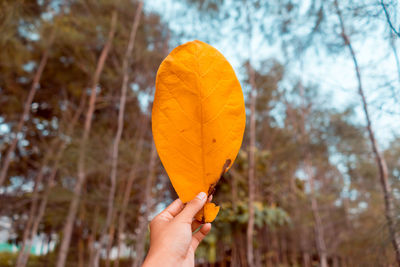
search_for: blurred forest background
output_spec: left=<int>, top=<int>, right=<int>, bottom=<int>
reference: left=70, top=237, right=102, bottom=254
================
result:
left=1, top=0, right=400, bottom=266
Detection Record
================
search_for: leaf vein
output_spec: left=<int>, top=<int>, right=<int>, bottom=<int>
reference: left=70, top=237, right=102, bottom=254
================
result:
left=156, top=106, right=201, bottom=148
left=201, top=78, right=230, bottom=103
left=203, top=85, right=235, bottom=125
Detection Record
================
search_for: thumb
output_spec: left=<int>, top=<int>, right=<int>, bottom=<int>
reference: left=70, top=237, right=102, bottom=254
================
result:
left=175, top=192, right=207, bottom=223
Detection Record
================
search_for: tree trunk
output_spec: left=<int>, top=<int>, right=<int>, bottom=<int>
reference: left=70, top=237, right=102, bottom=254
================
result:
left=78, top=201, right=86, bottom=267
left=335, top=0, right=400, bottom=264
left=104, top=222, right=115, bottom=267
left=285, top=96, right=317, bottom=267
left=303, top=251, right=311, bottom=267
left=238, top=229, right=248, bottom=267
left=16, top=92, right=86, bottom=267
left=56, top=10, right=118, bottom=267
left=78, top=236, right=85, bottom=267
left=302, top=120, right=328, bottom=266
left=0, top=28, right=55, bottom=187
left=132, top=143, right=157, bottom=267
left=17, top=153, right=63, bottom=267
left=332, top=256, right=340, bottom=267
left=91, top=3, right=142, bottom=266
left=114, top=120, right=146, bottom=267
left=280, top=231, right=288, bottom=266
left=88, top=205, right=100, bottom=267
left=305, top=159, right=328, bottom=267
left=246, top=62, right=256, bottom=267
left=15, top=142, right=56, bottom=267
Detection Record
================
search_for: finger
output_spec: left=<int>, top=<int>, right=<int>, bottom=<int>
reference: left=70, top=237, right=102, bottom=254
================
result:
left=191, top=220, right=202, bottom=232
left=158, top=198, right=184, bottom=219
left=207, top=194, right=213, bottom=202
left=176, top=192, right=207, bottom=223
left=190, top=223, right=211, bottom=251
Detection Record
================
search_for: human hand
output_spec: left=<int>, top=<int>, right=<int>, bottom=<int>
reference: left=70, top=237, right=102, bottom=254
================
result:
left=142, top=192, right=212, bottom=267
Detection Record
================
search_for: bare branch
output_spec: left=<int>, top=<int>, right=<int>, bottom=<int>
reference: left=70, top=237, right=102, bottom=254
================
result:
left=381, top=0, right=400, bottom=38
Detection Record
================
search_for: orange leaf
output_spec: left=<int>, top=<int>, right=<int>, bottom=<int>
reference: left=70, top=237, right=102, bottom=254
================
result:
left=195, top=203, right=220, bottom=223
left=152, top=40, right=245, bottom=221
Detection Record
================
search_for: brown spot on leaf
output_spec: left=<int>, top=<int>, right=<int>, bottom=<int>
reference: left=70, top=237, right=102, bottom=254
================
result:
left=212, top=138, right=216, bottom=143
left=221, top=159, right=231, bottom=174
left=206, top=159, right=232, bottom=197
left=208, top=184, right=216, bottom=196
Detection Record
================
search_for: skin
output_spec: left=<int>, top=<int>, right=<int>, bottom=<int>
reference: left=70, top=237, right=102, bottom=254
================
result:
left=142, top=192, right=212, bottom=267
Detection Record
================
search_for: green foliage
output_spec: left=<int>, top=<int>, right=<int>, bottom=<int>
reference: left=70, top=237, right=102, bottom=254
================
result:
left=216, top=200, right=290, bottom=229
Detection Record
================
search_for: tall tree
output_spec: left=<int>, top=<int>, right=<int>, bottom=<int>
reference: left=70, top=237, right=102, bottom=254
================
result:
left=301, top=109, right=328, bottom=267
left=335, top=0, right=400, bottom=264
left=0, top=27, right=55, bottom=187
left=56, top=9, right=118, bottom=267
left=245, top=1, right=256, bottom=264
left=132, top=142, right=157, bottom=267
left=91, top=2, right=143, bottom=266
left=16, top=92, right=86, bottom=267
left=114, top=115, right=147, bottom=267
left=246, top=62, right=257, bottom=267
left=15, top=139, right=58, bottom=267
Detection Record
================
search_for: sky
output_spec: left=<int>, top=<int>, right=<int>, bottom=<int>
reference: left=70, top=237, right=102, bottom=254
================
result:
left=145, top=0, right=400, bottom=149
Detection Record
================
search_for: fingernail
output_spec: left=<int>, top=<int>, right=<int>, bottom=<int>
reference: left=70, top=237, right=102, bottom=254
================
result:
left=196, top=192, right=207, bottom=201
